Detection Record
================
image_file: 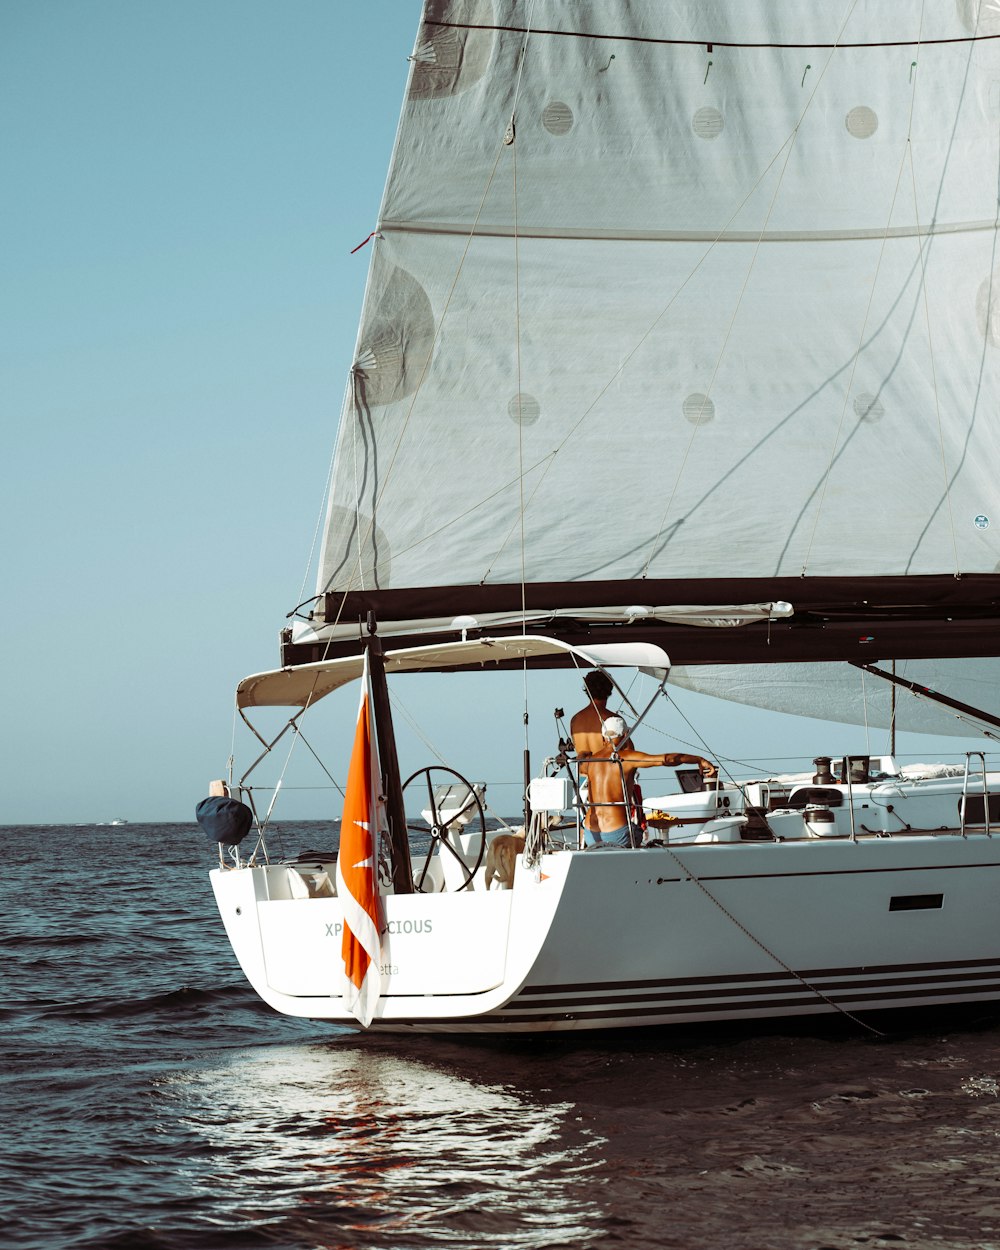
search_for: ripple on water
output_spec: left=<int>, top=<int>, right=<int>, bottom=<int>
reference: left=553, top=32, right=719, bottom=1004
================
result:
left=8, top=826, right=1000, bottom=1248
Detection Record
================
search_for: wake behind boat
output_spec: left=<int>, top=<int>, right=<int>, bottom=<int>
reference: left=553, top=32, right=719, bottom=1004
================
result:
left=202, top=1, right=1000, bottom=1033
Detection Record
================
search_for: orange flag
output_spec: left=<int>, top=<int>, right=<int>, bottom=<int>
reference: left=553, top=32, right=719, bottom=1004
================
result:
left=335, top=655, right=384, bottom=1026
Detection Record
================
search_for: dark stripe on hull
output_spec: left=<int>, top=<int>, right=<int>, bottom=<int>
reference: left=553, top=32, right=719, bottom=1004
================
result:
left=512, top=969, right=1000, bottom=1011
left=489, top=980, right=1000, bottom=1026
left=516, top=954, right=1000, bottom=998
left=376, top=959, right=1000, bottom=1031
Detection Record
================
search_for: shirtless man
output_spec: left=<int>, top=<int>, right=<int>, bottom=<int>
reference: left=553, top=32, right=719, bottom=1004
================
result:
left=570, top=670, right=717, bottom=848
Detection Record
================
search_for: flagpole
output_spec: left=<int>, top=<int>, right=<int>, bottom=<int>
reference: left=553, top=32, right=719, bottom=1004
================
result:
left=366, top=613, right=414, bottom=895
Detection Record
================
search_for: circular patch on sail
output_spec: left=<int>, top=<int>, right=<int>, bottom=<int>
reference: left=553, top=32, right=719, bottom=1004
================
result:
left=976, top=272, right=1000, bottom=347
left=956, top=0, right=1000, bottom=36
left=845, top=106, right=878, bottom=139
left=682, top=393, right=715, bottom=425
left=319, top=506, right=392, bottom=592
left=353, top=265, right=435, bottom=407
left=854, top=392, right=885, bottom=422
left=692, top=107, right=724, bottom=140
left=542, top=100, right=574, bottom=135
left=508, top=393, right=540, bottom=426
left=976, top=514, right=991, bottom=530
left=409, top=0, right=495, bottom=99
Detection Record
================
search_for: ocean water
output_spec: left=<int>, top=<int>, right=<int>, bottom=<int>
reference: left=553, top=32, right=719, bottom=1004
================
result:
left=5, top=823, right=1000, bottom=1250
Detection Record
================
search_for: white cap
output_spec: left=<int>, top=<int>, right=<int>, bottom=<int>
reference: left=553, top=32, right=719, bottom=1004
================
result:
left=601, top=715, right=628, bottom=742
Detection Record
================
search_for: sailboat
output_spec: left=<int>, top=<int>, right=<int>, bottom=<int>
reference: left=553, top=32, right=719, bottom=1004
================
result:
left=206, top=0, right=1000, bottom=1033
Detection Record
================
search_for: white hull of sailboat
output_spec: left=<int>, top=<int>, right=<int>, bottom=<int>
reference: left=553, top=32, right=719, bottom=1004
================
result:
left=212, top=833, right=1000, bottom=1034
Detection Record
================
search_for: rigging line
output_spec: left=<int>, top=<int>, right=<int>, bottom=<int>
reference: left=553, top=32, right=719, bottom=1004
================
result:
left=508, top=0, right=536, bottom=117
left=351, top=375, right=366, bottom=591
left=864, top=22, right=977, bottom=579
left=480, top=2, right=869, bottom=584
left=478, top=117, right=822, bottom=583
left=318, top=127, right=512, bottom=633
left=244, top=720, right=305, bottom=831
left=387, top=687, right=514, bottom=829
left=773, top=256, right=942, bottom=572
left=642, top=0, right=862, bottom=578
left=510, top=9, right=533, bottom=632
left=388, top=688, right=446, bottom=761
left=786, top=213, right=917, bottom=571
left=229, top=702, right=238, bottom=784
left=238, top=784, right=327, bottom=793
left=905, top=235, right=1000, bottom=571
left=644, top=688, right=737, bottom=788
left=316, top=375, right=376, bottom=595
left=303, top=383, right=371, bottom=674
left=663, top=845, right=886, bottom=1039
left=313, top=43, right=527, bottom=632
left=320, top=17, right=540, bottom=625
left=315, top=16, right=546, bottom=619
left=424, top=17, right=1000, bottom=53
left=899, top=20, right=994, bottom=572
left=511, top=10, right=534, bottom=780
left=362, top=452, right=556, bottom=569
left=907, top=121, right=961, bottom=577
left=295, top=727, right=347, bottom=798
left=296, top=402, right=342, bottom=611
left=857, top=663, right=1000, bottom=740
left=800, top=0, right=927, bottom=574
left=888, top=658, right=899, bottom=755
left=514, top=95, right=527, bottom=633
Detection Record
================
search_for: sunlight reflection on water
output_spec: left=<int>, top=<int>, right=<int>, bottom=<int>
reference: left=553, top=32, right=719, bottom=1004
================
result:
left=160, top=1041, right=609, bottom=1249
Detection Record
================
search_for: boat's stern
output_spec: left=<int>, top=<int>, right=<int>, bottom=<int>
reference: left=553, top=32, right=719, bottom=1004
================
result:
left=210, top=853, right=568, bottom=1026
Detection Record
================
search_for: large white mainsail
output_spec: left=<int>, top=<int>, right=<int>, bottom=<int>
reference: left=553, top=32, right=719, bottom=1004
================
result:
left=303, top=0, right=1000, bottom=671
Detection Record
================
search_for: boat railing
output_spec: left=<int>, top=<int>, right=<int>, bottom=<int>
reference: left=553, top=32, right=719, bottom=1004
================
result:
left=960, top=752, right=991, bottom=838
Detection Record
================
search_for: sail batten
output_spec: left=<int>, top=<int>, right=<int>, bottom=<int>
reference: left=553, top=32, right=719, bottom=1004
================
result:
left=380, top=219, right=1000, bottom=243
left=423, top=17, right=1000, bottom=53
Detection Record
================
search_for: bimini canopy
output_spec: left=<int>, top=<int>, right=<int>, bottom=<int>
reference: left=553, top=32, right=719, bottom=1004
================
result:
left=236, top=636, right=670, bottom=710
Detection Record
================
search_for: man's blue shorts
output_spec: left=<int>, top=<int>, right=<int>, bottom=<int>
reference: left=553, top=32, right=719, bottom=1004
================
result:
left=583, top=825, right=634, bottom=849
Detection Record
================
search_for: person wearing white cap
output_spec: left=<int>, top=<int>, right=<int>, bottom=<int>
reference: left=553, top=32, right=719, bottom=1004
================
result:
left=571, top=670, right=716, bottom=849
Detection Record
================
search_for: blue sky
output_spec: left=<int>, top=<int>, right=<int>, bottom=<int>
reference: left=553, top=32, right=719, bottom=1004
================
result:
left=2, top=1, right=991, bottom=824
left=2, top=1, right=408, bottom=822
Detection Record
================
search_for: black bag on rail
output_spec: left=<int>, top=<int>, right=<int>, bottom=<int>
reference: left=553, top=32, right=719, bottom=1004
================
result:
left=195, top=796, right=254, bottom=847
